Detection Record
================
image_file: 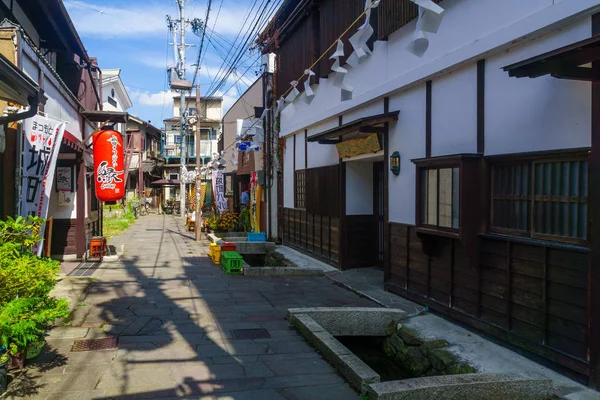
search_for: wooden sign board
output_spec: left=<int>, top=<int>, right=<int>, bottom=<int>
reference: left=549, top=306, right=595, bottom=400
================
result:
left=336, top=134, right=380, bottom=158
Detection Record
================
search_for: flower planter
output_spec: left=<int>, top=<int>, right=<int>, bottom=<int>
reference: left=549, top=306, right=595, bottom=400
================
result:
left=26, top=340, right=44, bottom=360
left=0, top=358, right=7, bottom=394
left=8, top=352, right=25, bottom=371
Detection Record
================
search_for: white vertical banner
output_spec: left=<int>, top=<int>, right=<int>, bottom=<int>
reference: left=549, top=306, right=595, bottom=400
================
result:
left=212, top=170, right=227, bottom=214
left=20, top=114, right=66, bottom=256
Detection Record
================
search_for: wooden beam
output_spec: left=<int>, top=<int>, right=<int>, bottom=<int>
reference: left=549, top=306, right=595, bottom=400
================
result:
left=552, top=66, right=600, bottom=82
left=359, top=126, right=387, bottom=133
left=426, top=81, right=432, bottom=158
left=589, top=13, right=600, bottom=391
left=477, top=60, right=485, bottom=154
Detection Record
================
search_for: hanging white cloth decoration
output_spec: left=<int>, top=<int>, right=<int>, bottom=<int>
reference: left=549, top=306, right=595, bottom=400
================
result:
left=285, top=80, right=300, bottom=103
left=260, top=107, right=268, bottom=120
left=303, top=69, right=315, bottom=99
left=412, top=0, right=444, bottom=34
left=230, top=152, right=238, bottom=167
left=330, top=39, right=345, bottom=59
left=406, top=10, right=429, bottom=57
left=349, top=23, right=374, bottom=60
left=275, top=96, right=285, bottom=117
left=358, top=0, right=381, bottom=31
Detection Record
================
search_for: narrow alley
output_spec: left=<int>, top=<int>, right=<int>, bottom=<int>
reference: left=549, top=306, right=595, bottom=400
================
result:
left=5, top=215, right=374, bottom=399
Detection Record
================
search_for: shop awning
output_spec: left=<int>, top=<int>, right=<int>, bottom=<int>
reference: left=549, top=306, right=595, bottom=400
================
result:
left=503, top=35, right=600, bottom=81
left=307, top=111, right=399, bottom=144
left=151, top=179, right=180, bottom=185
left=81, top=110, right=128, bottom=124
left=0, top=53, right=45, bottom=124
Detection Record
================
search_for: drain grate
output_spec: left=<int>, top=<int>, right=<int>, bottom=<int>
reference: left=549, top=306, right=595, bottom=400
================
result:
left=231, top=328, right=271, bottom=340
left=68, top=262, right=100, bottom=277
left=71, top=337, right=118, bottom=352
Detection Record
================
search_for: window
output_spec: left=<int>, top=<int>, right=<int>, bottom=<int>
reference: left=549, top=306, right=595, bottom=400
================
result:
left=295, top=170, right=306, bottom=209
left=107, top=96, right=117, bottom=108
left=169, top=173, right=179, bottom=180
left=420, top=167, right=460, bottom=229
left=491, top=156, right=588, bottom=243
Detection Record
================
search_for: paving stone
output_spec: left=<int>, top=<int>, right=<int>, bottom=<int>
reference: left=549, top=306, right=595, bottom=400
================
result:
left=211, top=355, right=259, bottom=364
left=264, top=358, right=335, bottom=376
left=38, top=372, right=102, bottom=392
left=262, top=373, right=345, bottom=389
left=46, top=327, right=89, bottom=338
left=267, top=340, right=314, bottom=355
left=44, top=390, right=108, bottom=400
left=280, top=383, right=361, bottom=400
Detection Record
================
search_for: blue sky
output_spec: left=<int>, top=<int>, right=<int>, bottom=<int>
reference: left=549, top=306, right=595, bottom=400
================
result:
left=64, top=0, right=264, bottom=128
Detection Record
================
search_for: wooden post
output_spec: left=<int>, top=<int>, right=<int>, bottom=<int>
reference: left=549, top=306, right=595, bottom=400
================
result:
left=76, top=157, right=86, bottom=259
left=589, top=13, right=600, bottom=390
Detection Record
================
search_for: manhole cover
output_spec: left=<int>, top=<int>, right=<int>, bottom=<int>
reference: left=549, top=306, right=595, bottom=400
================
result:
left=231, top=328, right=271, bottom=340
left=71, top=337, right=117, bottom=352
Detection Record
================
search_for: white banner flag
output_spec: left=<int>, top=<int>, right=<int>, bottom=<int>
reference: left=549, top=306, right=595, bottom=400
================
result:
left=21, top=114, right=66, bottom=256
left=212, top=170, right=227, bottom=214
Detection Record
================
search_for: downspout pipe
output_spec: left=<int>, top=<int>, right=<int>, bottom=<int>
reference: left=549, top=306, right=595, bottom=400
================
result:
left=0, top=92, right=44, bottom=124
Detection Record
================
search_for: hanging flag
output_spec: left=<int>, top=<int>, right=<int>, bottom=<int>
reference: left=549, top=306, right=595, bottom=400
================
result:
left=20, top=114, right=66, bottom=256
left=212, top=170, right=227, bottom=214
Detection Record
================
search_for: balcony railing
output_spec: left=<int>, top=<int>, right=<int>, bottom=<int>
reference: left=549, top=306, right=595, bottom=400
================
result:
left=162, top=140, right=218, bottom=158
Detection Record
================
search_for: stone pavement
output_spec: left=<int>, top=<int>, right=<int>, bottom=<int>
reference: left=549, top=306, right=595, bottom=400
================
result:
left=4, top=215, right=376, bottom=400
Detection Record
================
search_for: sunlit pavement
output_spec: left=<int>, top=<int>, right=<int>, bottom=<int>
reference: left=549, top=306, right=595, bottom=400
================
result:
left=5, top=214, right=376, bottom=399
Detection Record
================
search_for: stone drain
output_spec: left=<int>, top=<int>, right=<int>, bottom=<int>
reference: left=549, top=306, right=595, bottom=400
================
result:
left=287, top=307, right=553, bottom=400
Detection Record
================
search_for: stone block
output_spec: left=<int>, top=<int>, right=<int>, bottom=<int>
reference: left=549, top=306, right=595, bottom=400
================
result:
left=405, top=347, right=431, bottom=377
left=429, top=349, right=456, bottom=372
left=397, top=327, right=424, bottom=346
left=333, top=353, right=380, bottom=395
left=447, top=363, right=477, bottom=375
left=386, top=320, right=397, bottom=336
left=367, top=373, right=553, bottom=400
left=389, top=334, right=407, bottom=353
left=420, top=340, right=449, bottom=357
left=383, top=338, right=396, bottom=358
left=287, top=307, right=406, bottom=336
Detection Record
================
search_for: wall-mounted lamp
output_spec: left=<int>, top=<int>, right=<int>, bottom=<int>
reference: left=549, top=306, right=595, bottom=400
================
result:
left=390, top=151, right=400, bottom=176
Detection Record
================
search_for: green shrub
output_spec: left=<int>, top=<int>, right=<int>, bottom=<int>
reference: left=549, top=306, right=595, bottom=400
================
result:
left=0, top=297, right=69, bottom=355
left=0, top=244, right=60, bottom=306
left=0, top=216, right=43, bottom=252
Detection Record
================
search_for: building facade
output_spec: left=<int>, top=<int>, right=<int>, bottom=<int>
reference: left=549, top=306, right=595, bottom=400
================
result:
left=0, top=0, right=102, bottom=260
left=221, top=77, right=264, bottom=216
left=162, top=95, right=222, bottom=204
left=264, top=0, right=600, bottom=389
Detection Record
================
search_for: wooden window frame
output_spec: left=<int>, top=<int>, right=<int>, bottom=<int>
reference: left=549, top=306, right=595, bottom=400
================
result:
left=413, top=154, right=481, bottom=239
left=487, top=148, right=589, bottom=245
left=295, top=169, right=306, bottom=209
left=418, top=165, right=460, bottom=234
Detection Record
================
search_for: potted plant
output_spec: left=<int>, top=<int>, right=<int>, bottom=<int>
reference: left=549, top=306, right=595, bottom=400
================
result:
left=0, top=216, right=69, bottom=371
left=0, top=297, right=69, bottom=370
left=0, top=347, right=8, bottom=394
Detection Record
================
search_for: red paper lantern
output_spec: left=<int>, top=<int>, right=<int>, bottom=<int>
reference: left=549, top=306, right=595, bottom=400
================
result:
left=93, top=129, right=125, bottom=202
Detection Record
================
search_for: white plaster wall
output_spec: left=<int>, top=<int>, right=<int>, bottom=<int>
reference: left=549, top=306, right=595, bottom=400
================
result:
left=21, top=53, right=39, bottom=82
left=47, top=187, right=77, bottom=219
left=307, top=141, right=339, bottom=169
left=346, top=161, right=373, bottom=215
left=44, top=80, right=82, bottom=140
left=278, top=0, right=598, bottom=137
left=431, top=64, right=477, bottom=156
left=102, top=82, right=124, bottom=112
left=485, top=18, right=591, bottom=155
left=343, top=100, right=384, bottom=124
left=283, top=134, right=295, bottom=208
left=388, top=85, right=427, bottom=225
left=295, top=130, right=306, bottom=170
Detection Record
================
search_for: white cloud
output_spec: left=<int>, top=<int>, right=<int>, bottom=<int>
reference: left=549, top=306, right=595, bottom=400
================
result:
left=64, top=0, right=265, bottom=39
left=130, top=89, right=177, bottom=107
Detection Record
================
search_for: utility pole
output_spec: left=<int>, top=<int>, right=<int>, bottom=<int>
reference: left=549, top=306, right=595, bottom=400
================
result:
left=178, top=0, right=187, bottom=217
left=195, top=85, right=202, bottom=240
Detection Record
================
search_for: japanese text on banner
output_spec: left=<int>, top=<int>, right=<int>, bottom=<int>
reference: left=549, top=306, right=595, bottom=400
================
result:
left=212, top=170, right=227, bottom=214
left=20, top=115, right=66, bottom=255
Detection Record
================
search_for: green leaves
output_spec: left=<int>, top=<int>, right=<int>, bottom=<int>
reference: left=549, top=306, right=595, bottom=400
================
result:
left=0, top=215, right=45, bottom=252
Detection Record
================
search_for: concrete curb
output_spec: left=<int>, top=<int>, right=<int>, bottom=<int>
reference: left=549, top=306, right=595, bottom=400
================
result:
left=288, top=313, right=380, bottom=395
left=367, top=373, right=553, bottom=400
left=243, top=266, right=325, bottom=277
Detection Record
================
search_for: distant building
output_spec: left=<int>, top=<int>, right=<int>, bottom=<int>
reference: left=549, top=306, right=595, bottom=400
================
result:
left=101, top=68, right=132, bottom=136
left=221, top=77, right=265, bottom=227
left=161, top=94, right=222, bottom=204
